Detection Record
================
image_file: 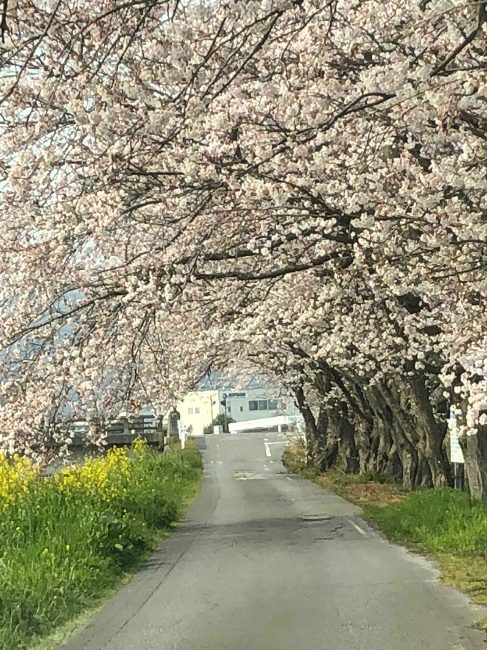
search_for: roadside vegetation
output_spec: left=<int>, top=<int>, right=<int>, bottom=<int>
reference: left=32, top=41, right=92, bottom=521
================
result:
left=0, top=439, right=202, bottom=650
left=203, top=414, right=235, bottom=435
left=283, top=442, right=487, bottom=625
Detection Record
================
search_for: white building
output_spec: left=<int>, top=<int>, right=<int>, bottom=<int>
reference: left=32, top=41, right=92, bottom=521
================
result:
left=177, top=379, right=297, bottom=436
left=177, top=389, right=221, bottom=436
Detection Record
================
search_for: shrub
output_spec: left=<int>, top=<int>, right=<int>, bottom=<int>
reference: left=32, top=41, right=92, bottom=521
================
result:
left=203, top=413, right=235, bottom=434
left=281, top=441, right=306, bottom=473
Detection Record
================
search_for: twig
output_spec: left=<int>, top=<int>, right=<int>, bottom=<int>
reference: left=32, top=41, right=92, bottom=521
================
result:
left=1, top=0, right=8, bottom=42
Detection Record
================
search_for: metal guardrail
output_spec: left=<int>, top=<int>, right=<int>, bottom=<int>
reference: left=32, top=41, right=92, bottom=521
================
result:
left=228, top=415, right=303, bottom=434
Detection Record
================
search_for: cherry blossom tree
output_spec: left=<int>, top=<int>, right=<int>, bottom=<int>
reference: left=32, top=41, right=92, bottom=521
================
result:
left=0, top=0, right=486, bottom=495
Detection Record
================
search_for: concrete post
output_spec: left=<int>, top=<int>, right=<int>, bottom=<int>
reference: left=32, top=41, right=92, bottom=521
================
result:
left=179, top=422, right=187, bottom=449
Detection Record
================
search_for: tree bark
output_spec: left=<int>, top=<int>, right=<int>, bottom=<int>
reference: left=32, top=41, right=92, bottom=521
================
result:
left=293, top=365, right=452, bottom=492
left=293, top=384, right=327, bottom=467
left=407, top=375, right=450, bottom=487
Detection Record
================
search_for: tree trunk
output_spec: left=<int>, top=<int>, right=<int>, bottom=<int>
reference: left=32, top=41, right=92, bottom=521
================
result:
left=375, top=382, right=420, bottom=490
left=407, top=375, right=450, bottom=488
left=293, top=366, right=452, bottom=492
left=293, top=385, right=327, bottom=467
left=318, top=403, right=359, bottom=473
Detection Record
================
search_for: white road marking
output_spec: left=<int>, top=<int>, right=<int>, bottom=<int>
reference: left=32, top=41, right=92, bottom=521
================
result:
left=286, top=476, right=293, bottom=481
left=349, top=519, right=367, bottom=537
left=264, top=442, right=271, bottom=457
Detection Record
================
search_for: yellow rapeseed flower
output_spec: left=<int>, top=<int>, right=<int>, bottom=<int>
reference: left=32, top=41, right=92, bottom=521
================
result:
left=55, top=446, right=131, bottom=502
left=0, top=452, right=39, bottom=512
left=132, top=436, right=148, bottom=456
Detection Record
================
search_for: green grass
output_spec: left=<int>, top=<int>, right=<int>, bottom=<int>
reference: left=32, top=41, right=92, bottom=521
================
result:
left=364, top=488, right=487, bottom=556
left=0, top=444, right=203, bottom=650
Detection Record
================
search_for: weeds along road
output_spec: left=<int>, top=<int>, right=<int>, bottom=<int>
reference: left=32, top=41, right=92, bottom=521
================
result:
left=63, top=432, right=486, bottom=650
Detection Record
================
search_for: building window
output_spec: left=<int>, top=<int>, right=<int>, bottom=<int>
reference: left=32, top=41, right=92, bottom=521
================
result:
left=240, top=406, right=243, bottom=412
left=195, top=407, right=200, bottom=415
left=227, top=404, right=232, bottom=413
left=268, top=400, right=279, bottom=410
left=188, top=408, right=194, bottom=415
left=249, top=400, right=275, bottom=411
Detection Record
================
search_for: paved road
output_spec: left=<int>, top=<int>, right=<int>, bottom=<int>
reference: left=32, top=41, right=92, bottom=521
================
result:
left=63, top=432, right=486, bottom=650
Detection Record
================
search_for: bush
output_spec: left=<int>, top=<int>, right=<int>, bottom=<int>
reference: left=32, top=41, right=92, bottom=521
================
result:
left=203, top=413, right=235, bottom=434
left=0, top=442, right=202, bottom=649
left=281, top=441, right=307, bottom=473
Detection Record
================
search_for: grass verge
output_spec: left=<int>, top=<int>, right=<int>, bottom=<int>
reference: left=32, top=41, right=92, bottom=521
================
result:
left=282, top=442, right=487, bottom=626
left=0, top=439, right=203, bottom=649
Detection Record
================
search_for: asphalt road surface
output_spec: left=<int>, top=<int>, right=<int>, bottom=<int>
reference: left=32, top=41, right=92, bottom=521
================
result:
left=63, top=432, right=486, bottom=650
